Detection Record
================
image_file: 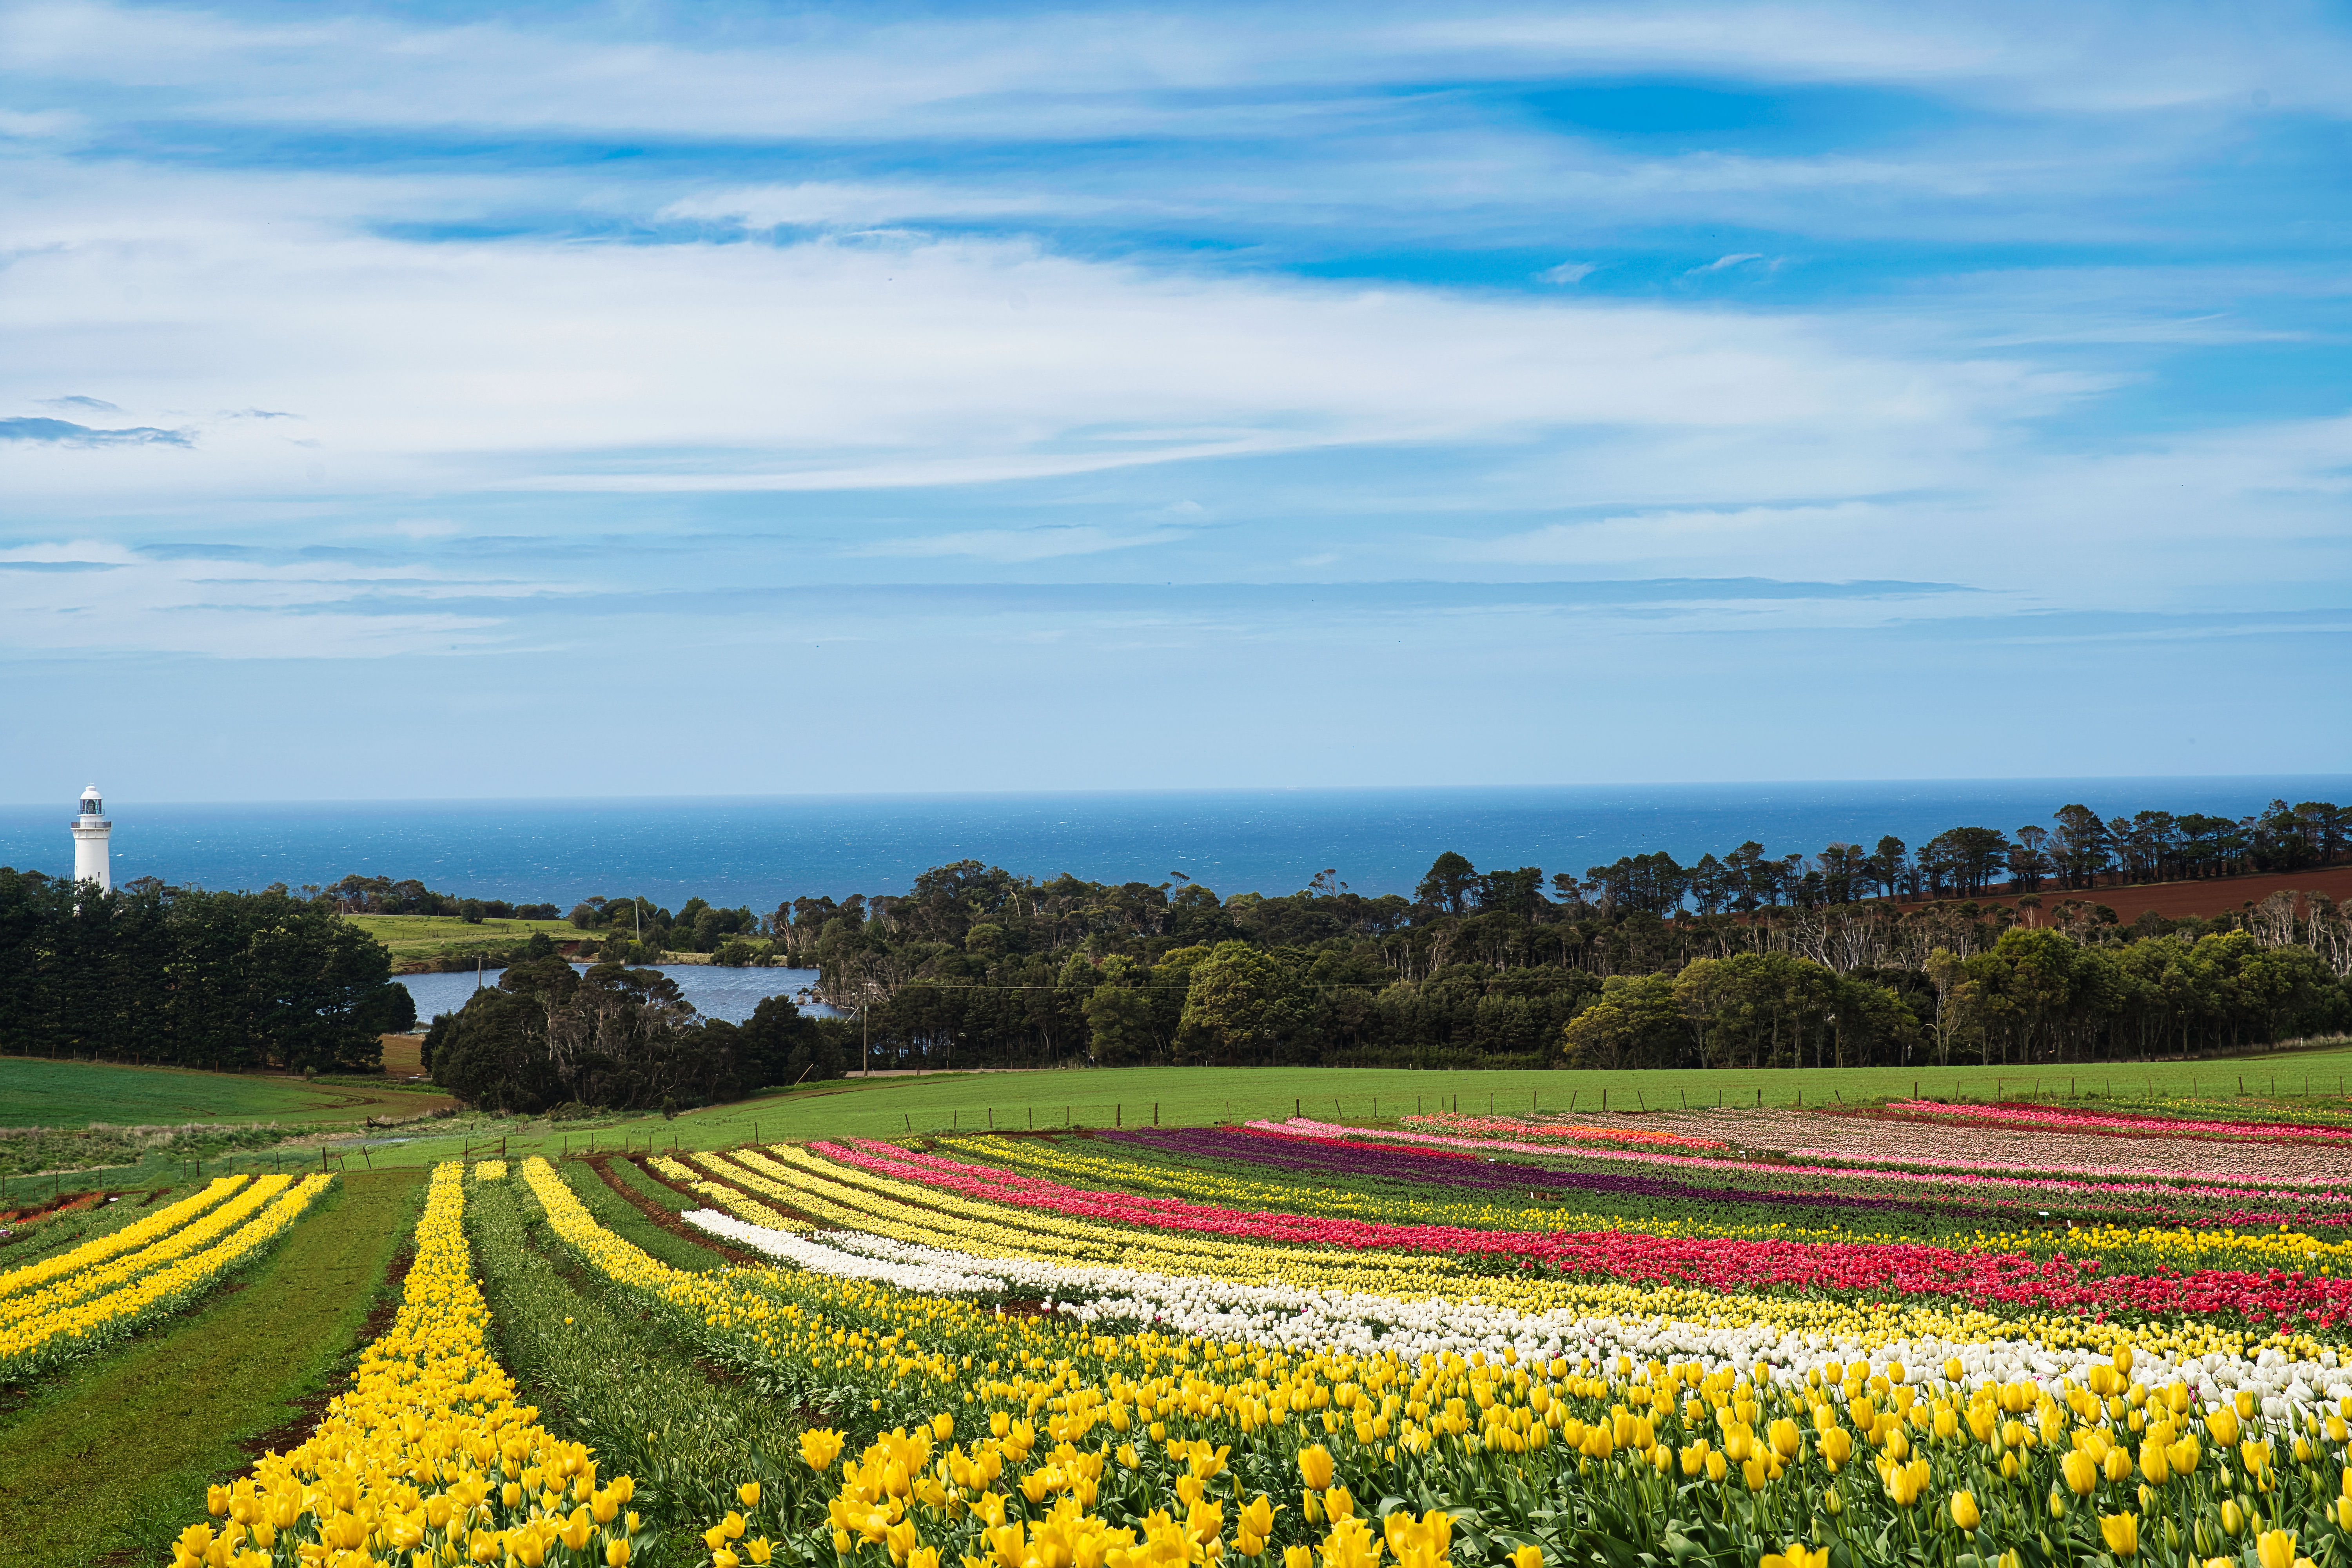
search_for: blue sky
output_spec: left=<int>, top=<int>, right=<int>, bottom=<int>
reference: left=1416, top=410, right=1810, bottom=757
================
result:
left=2, top=0, right=2347, bottom=801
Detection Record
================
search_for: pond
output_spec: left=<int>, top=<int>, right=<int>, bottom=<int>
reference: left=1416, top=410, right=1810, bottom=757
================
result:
left=394, top=963, right=837, bottom=1025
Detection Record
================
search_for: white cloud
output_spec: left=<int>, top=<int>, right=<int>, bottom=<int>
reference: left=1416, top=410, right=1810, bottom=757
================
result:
left=847, top=524, right=1201, bottom=563
left=0, top=195, right=2068, bottom=509
left=1537, top=262, right=1597, bottom=284
left=0, top=540, right=551, bottom=657
left=661, top=182, right=1075, bottom=231
left=1689, top=252, right=1765, bottom=274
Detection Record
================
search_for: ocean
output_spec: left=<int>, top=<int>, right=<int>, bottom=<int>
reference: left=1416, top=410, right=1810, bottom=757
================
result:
left=1, top=779, right=2344, bottom=913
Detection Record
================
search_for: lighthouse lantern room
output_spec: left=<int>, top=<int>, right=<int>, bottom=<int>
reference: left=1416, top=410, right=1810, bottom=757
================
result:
left=71, top=784, right=112, bottom=893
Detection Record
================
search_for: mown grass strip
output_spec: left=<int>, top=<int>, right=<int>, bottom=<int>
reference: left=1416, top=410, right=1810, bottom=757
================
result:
left=468, top=1170, right=811, bottom=1555
left=604, top=1149, right=699, bottom=1213
left=0, top=1169, right=423, bottom=1568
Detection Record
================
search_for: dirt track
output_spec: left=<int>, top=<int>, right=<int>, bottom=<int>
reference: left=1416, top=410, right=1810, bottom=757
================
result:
left=1903, top=864, right=2352, bottom=923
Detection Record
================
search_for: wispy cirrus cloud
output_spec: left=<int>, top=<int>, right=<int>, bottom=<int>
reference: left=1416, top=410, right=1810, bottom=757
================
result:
left=0, top=416, right=191, bottom=447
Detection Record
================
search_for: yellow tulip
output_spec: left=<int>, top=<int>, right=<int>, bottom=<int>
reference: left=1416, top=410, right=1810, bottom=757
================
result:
left=2061, top=1450, right=2099, bottom=1497
left=1510, top=1547, right=1543, bottom=1568
left=1285, top=1548, right=1315, bottom=1568
left=2222, top=1501, right=2244, bottom=1537
left=2208, top=1406, right=2241, bottom=1447
left=1760, top=1546, right=1828, bottom=1568
left=2101, top=1513, right=2140, bottom=1558
left=799, top=1430, right=846, bottom=1472
left=738, top=1481, right=760, bottom=1508
left=1298, top=1445, right=1336, bottom=1492
left=2256, top=1532, right=2298, bottom=1568
left=604, top=1541, right=630, bottom=1568
left=1949, top=1492, right=1980, bottom=1532
left=1318, top=1518, right=1381, bottom=1568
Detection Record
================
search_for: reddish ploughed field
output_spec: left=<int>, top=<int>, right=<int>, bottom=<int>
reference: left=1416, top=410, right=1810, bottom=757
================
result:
left=1905, top=864, right=2352, bottom=922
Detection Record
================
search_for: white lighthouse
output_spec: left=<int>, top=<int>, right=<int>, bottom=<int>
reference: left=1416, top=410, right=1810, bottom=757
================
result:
left=71, top=784, right=111, bottom=893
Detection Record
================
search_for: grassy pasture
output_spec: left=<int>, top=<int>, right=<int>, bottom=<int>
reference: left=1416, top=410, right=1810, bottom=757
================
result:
left=146, top=1044, right=2352, bottom=1172
left=7, top=1042, right=2350, bottom=1180
left=0, top=1056, right=374, bottom=1128
left=344, top=911, right=584, bottom=965
left=0, top=1168, right=423, bottom=1568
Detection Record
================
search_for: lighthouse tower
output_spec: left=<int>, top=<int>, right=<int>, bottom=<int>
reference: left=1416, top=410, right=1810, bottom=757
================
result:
left=71, top=784, right=111, bottom=893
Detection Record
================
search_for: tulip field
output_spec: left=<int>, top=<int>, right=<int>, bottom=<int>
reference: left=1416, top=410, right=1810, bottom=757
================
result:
left=0, top=1171, right=334, bottom=1383
left=82, top=1093, right=2352, bottom=1568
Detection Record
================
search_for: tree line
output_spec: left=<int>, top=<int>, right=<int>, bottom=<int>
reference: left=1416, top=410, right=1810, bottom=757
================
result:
left=1572, top=796, right=2348, bottom=916
left=309, top=873, right=561, bottom=923
left=0, top=868, right=416, bottom=1072
left=778, top=848, right=2351, bottom=1075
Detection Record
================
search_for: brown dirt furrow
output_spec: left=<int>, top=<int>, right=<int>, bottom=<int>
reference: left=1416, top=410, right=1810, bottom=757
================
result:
left=588, top=1156, right=762, bottom=1267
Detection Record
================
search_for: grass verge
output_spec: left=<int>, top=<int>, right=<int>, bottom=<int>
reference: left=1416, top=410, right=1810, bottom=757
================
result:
left=0, top=1168, right=424, bottom=1568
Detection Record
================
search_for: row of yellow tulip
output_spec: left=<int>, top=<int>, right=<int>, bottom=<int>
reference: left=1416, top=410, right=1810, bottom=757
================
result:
left=165, top=1163, right=648, bottom=1568
left=0, top=1174, right=329, bottom=1380
left=0, top=1174, right=295, bottom=1333
left=0, top=1175, right=244, bottom=1301
left=513, top=1155, right=2352, bottom=1568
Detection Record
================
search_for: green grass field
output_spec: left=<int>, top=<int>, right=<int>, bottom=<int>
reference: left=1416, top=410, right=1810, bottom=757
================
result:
left=126, top=1042, right=2350, bottom=1172
left=0, top=1056, right=394, bottom=1129
left=9, top=1041, right=2350, bottom=1180
left=343, top=912, right=585, bottom=964
left=0, top=1168, right=423, bottom=1568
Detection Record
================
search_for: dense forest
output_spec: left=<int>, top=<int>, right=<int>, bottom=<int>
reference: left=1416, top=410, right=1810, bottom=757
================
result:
left=0, top=868, right=416, bottom=1071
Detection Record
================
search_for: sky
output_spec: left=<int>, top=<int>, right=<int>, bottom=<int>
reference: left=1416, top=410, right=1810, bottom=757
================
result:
left=2, top=0, right=2348, bottom=802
